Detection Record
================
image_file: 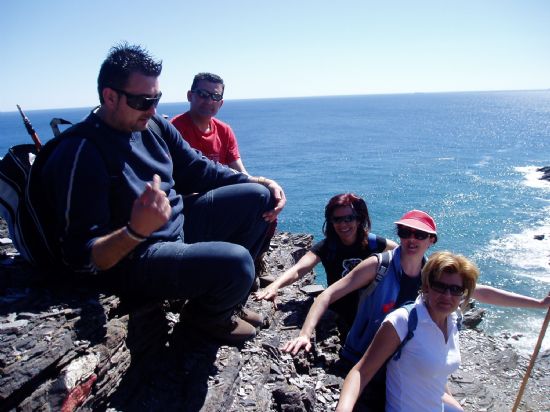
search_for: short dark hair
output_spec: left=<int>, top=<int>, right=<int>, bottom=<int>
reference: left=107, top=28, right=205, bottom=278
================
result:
left=323, top=193, right=372, bottom=246
left=97, top=43, right=162, bottom=103
left=191, top=72, right=225, bottom=92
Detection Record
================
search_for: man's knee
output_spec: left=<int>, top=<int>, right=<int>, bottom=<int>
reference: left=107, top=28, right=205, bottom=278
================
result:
left=220, top=243, right=255, bottom=285
left=254, top=183, right=274, bottom=210
left=233, top=183, right=273, bottom=211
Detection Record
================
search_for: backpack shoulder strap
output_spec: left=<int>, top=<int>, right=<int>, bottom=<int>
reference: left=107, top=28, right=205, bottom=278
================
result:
left=55, top=121, right=120, bottom=177
left=51, top=118, right=156, bottom=177
left=147, top=115, right=164, bottom=137
left=367, top=232, right=378, bottom=251
left=361, top=249, right=393, bottom=297
left=392, top=302, right=418, bottom=361
left=391, top=305, right=461, bottom=361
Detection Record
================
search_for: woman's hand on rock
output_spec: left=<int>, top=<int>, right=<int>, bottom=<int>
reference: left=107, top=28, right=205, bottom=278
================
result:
left=253, top=285, right=279, bottom=309
left=281, top=335, right=312, bottom=356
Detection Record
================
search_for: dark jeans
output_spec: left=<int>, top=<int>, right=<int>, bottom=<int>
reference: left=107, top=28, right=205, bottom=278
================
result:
left=118, top=183, right=272, bottom=321
left=182, top=183, right=271, bottom=260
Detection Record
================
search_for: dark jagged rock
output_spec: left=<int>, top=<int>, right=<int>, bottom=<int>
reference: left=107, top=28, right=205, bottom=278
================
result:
left=461, top=307, right=485, bottom=329
left=1, top=221, right=549, bottom=411
left=537, top=166, right=550, bottom=182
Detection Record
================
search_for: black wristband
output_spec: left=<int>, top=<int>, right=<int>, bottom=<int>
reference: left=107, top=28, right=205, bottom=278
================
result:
left=126, top=224, right=147, bottom=241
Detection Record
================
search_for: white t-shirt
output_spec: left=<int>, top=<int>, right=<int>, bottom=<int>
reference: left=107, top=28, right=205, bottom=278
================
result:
left=384, top=296, right=461, bottom=412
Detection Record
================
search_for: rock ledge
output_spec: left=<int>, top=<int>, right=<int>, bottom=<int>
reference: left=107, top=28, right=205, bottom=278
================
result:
left=1, top=228, right=549, bottom=411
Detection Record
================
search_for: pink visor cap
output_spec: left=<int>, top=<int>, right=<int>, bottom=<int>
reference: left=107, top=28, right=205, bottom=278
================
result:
left=394, top=210, right=437, bottom=235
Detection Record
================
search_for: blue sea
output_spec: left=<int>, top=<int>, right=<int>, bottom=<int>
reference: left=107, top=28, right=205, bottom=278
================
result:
left=1, top=91, right=550, bottom=352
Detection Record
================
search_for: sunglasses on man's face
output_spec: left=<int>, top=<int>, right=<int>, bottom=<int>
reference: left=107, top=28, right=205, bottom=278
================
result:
left=331, top=214, right=357, bottom=224
left=111, top=87, right=162, bottom=111
left=397, top=226, right=430, bottom=240
left=192, top=88, right=223, bottom=102
left=429, top=279, right=465, bottom=297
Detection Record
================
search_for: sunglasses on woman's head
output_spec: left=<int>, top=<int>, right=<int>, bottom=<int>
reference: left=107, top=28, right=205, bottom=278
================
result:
left=397, top=226, right=430, bottom=240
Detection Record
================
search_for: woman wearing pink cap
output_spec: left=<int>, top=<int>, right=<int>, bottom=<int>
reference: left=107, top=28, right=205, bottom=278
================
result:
left=282, top=209, right=550, bottom=411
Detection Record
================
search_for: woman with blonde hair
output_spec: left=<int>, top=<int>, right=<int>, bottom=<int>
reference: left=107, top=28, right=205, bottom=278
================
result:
left=336, top=251, right=479, bottom=412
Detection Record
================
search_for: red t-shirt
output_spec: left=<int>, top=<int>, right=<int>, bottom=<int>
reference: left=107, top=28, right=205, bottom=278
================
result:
left=170, top=112, right=240, bottom=165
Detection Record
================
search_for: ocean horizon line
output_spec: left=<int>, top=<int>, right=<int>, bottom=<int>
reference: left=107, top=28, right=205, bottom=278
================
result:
left=2, top=87, right=549, bottom=114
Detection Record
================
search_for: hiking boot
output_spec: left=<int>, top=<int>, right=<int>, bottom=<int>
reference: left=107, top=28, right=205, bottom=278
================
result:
left=180, top=310, right=256, bottom=344
left=236, top=306, right=265, bottom=328
left=250, top=275, right=260, bottom=293
left=254, top=253, right=268, bottom=277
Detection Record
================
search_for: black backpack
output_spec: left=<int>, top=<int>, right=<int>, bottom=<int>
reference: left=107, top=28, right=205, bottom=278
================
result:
left=0, top=123, right=104, bottom=270
left=0, top=117, right=164, bottom=271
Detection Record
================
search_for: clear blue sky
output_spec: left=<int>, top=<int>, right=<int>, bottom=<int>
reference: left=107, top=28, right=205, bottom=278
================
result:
left=1, top=0, right=549, bottom=111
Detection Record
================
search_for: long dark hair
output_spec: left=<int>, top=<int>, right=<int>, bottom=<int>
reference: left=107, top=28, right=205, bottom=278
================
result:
left=322, top=193, right=371, bottom=246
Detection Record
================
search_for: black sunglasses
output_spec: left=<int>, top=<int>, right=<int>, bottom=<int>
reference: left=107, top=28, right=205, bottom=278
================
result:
left=429, top=279, right=465, bottom=297
left=331, top=214, right=357, bottom=224
left=397, top=226, right=430, bottom=240
left=192, top=88, right=223, bottom=102
left=110, top=87, right=162, bottom=111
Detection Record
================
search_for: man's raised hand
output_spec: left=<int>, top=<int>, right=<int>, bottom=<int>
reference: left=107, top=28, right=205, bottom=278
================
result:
left=129, top=174, right=171, bottom=237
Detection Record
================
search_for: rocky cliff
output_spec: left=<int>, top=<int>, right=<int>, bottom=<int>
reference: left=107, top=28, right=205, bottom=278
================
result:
left=1, top=224, right=549, bottom=411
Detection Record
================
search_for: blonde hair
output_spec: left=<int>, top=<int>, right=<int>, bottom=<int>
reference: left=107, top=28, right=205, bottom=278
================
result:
left=421, top=251, right=479, bottom=300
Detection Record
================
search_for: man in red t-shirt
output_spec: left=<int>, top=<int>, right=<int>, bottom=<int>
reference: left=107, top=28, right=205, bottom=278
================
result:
left=171, top=73, right=248, bottom=174
left=172, top=73, right=276, bottom=282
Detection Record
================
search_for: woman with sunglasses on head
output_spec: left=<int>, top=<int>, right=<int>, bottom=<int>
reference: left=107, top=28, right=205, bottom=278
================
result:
left=336, top=251, right=479, bottom=412
left=254, top=193, right=397, bottom=331
left=283, top=209, right=550, bottom=410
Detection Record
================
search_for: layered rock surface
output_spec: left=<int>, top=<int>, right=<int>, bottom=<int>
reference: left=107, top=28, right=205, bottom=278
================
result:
left=1, top=224, right=548, bottom=411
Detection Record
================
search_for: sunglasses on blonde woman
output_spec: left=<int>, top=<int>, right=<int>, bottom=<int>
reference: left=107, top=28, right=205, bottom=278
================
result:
left=429, top=279, right=465, bottom=297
